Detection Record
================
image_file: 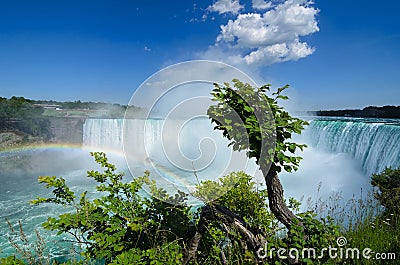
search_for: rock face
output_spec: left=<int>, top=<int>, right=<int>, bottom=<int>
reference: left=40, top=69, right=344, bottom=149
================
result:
left=0, top=131, right=26, bottom=148
left=48, top=117, right=85, bottom=144
left=0, top=131, right=44, bottom=149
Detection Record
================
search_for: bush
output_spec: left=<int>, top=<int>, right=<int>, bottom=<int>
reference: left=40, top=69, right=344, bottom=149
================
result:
left=371, top=167, right=400, bottom=215
left=30, top=152, right=194, bottom=264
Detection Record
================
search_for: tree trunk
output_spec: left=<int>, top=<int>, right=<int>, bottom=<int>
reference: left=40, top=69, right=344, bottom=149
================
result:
left=263, top=167, right=300, bottom=229
left=183, top=205, right=266, bottom=265
left=182, top=207, right=209, bottom=265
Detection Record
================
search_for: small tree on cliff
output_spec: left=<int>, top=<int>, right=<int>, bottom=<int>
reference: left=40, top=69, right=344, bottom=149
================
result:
left=183, top=80, right=321, bottom=264
left=207, top=79, right=308, bottom=228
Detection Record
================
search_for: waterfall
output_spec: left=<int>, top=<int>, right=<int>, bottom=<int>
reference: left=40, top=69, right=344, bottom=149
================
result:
left=81, top=118, right=258, bottom=185
left=83, top=118, right=400, bottom=177
left=82, top=119, right=162, bottom=153
left=83, top=119, right=124, bottom=150
left=307, top=119, right=400, bottom=175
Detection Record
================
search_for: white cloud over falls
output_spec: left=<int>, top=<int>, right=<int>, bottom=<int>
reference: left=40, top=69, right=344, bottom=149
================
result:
left=203, top=0, right=319, bottom=67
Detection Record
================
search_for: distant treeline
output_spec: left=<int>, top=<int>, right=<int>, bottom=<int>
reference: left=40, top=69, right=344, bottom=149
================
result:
left=33, top=99, right=129, bottom=111
left=0, top=96, right=50, bottom=138
left=316, top=105, right=400, bottom=119
left=33, top=99, right=135, bottom=119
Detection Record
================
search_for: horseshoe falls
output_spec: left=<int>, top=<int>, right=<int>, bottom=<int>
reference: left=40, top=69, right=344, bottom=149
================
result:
left=306, top=118, right=400, bottom=176
left=81, top=117, right=400, bottom=206
left=82, top=117, right=400, bottom=178
left=83, top=118, right=125, bottom=150
left=273, top=117, right=400, bottom=205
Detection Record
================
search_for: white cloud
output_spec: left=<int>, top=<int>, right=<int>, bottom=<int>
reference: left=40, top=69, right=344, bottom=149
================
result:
left=202, top=0, right=319, bottom=67
left=252, top=0, right=273, bottom=10
left=243, top=39, right=315, bottom=65
left=207, top=0, right=243, bottom=15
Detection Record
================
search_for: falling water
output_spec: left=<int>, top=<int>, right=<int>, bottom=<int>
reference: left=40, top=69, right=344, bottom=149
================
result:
left=307, top=118, right=400, bottom=176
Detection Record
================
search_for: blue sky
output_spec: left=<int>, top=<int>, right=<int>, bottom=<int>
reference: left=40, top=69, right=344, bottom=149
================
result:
left=0, top=0, right=399, bottom=110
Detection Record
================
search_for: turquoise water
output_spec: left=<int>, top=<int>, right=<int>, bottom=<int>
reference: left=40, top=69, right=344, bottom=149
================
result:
left=0, top=149, right=95, bottom=259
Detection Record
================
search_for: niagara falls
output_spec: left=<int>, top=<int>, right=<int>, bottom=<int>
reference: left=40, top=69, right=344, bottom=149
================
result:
left=1, top=0, right=400, bottom=263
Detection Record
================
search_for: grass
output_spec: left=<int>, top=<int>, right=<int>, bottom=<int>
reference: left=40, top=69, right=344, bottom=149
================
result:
left=299, top=184, right=400, bottom=264
left=345, top=214, right=399, bottom=264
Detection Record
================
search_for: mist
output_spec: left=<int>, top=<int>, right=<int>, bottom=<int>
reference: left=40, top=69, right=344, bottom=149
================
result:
left=279, top=128, right=372, bottom=218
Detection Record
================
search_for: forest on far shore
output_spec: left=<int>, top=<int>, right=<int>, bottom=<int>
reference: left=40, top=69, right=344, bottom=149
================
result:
left=315, top=105, right=400, bottom=119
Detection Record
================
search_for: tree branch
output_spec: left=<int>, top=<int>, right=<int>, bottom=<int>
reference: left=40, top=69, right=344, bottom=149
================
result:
left=183, top=205, right=267, bottom=264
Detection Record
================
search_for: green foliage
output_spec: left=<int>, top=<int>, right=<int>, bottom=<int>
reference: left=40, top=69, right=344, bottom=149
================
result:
left=258, top=217, right=341, bottom=265
left=194, top=172, right=343, bottom=265
left=345, top=214, right=400, bottom=265
left=194, top=172, right=278, bottom=264
left=371, top=167, right=400, bottom=215
left=195, top=171, right=276, bottom=231
left=10, top=154, right=344, bottom=265
left=31, top=152, right=193, bottom=263
left=0, top=96, right=50, bottom=138
left=109, top=242, right=182, bottom=265
left=207, top=79, right=308, bottom=173
left=282, top=213, right=341, bottom=264
left=0, top=256, right=26, bottom=265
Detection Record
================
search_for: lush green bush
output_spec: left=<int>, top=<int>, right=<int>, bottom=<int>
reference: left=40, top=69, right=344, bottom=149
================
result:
left=0, top=96, right=51, bottom=139
left=0, top=255, right=26, bottom=265
left=194, top=172, right=341, bottom=265
left=371, top=167, right=400, bottom=216
left=30, top=152, right=193, bottom=264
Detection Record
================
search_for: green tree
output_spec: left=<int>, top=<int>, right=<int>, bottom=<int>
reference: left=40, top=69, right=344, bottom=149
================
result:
left=371, top=167, right=400, bottom=215
left=183, top=80, right=316, bottom=264
left=0, top=96, right=50, bottom=138
left=207, top=79, right=308, bottom=228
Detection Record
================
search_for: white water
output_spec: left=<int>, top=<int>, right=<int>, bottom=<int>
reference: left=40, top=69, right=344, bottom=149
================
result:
left=307, top=118, right=400, bottom=176
left=83, top=118, right=124, bottom=150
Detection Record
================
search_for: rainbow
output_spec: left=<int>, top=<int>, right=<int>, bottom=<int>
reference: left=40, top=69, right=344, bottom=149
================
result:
left=1, top=143, right=195, bottom=195
left=145, top=158, right=196, bottom=190
left=0, top=143, right=129, bottom=159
